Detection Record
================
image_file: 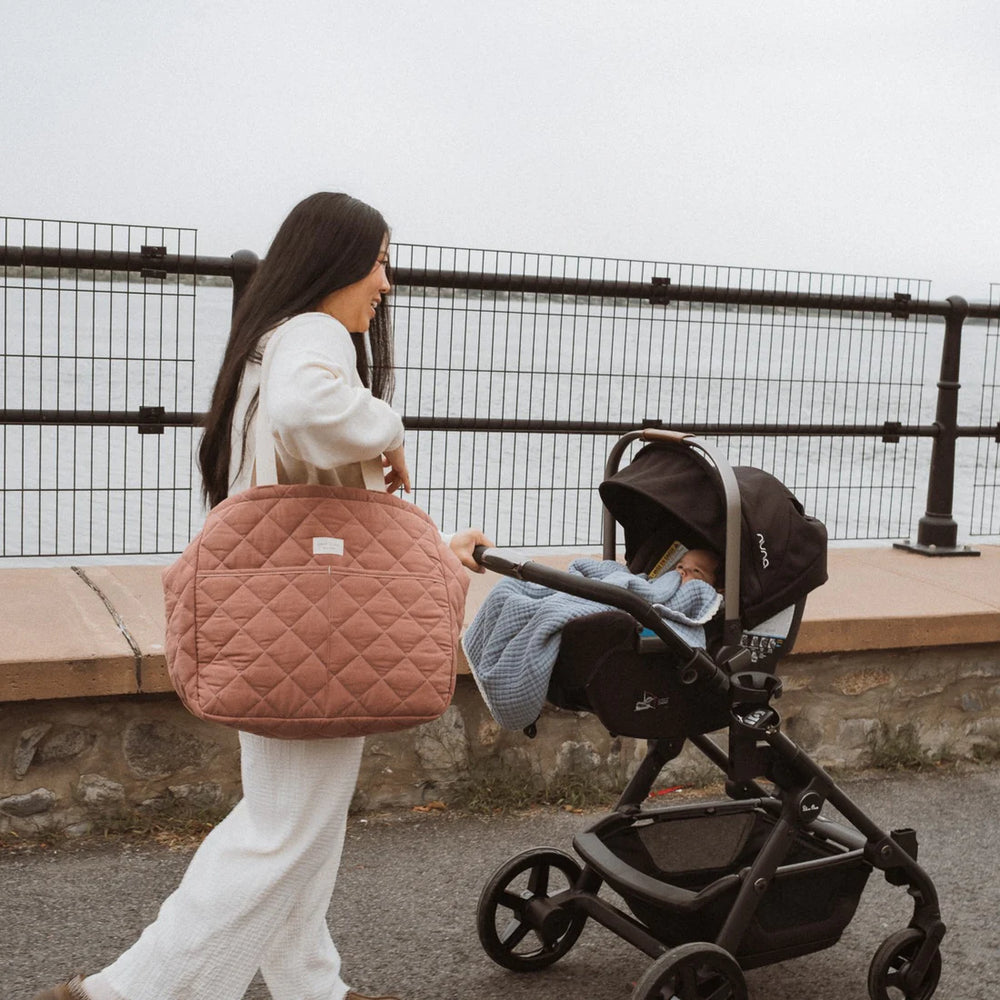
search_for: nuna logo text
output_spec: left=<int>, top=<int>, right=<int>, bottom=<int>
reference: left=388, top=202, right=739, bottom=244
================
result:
left=756, top=532, right=770, bottom=568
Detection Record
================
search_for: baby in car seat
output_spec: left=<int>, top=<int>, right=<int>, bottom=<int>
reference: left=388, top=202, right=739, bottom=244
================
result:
left=674, top=549, right=721, bottom=589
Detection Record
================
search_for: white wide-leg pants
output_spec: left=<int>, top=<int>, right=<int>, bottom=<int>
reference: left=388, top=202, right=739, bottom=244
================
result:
left=85, top=732, right=365, bottom=1000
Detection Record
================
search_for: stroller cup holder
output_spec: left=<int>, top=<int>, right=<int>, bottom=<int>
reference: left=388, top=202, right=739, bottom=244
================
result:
left=729, top=672, right=782, bottom=733
left=726, top=669, right=784, bottom=785
left=728, top=669, right=783, bottom=708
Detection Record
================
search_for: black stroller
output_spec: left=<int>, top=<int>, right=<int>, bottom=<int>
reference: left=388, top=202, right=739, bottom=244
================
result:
left=471, top=429, right=944, bottom=1000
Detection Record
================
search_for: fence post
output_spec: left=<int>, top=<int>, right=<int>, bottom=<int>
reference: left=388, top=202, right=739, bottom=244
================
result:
left=895, top=295, right=979, bottom=556
left=229, top=249, right=260, bottom=316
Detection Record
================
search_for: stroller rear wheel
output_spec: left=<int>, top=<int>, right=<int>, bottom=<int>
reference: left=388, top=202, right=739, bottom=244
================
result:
left=867, top=928, right=942, bottom=1000
left=632, top=943, right=748, bottom=1000
left=476, top=847, right=586, bottom=972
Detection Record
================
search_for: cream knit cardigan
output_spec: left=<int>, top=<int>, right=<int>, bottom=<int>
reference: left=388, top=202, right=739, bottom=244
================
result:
left=228, top=311, right=404, bottom=495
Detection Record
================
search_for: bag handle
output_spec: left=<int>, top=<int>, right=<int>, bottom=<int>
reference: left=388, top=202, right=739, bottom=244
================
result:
left=254, top=335, right=281, bottom=487
left=252, top=326, right=387, bottom=492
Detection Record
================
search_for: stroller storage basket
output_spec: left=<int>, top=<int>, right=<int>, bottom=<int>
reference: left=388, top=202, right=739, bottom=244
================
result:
left=574, top=801, right=871, bottom=969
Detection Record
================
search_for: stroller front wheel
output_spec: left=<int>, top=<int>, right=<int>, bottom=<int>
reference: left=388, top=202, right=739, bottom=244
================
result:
left=632, top=942, right=747, bottom=1000
left=867, top=928, right=942, bottom=1000
left=476, top=847, right=586, bottom=972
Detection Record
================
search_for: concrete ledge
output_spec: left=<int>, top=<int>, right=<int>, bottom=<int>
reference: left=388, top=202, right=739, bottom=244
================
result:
left=81, top=565, right=173, bottom=693
left=795, top=546, right=1000, bottom=652
left=0, top=568, right=139, bottom=700
left=1, top=546, right=999, bottom=703
left=3, top=548, right=999, bottom=835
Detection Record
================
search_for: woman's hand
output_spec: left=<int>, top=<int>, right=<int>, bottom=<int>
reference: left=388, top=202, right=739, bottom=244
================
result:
left=382, top=445, right=411, bottom=494
left=448, top=528, right=495, bottom=573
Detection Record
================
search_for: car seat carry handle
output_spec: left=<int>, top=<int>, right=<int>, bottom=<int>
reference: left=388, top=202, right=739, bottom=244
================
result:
left=471, top=546, right=729, bottom=695
left=603, top=428, right=744, bottom=646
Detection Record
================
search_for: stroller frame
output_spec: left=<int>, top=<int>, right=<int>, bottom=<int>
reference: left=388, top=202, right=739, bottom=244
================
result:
left=473, top=429, right=945, bottom=1000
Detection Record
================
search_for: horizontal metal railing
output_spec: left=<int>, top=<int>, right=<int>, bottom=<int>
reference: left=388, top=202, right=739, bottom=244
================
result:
left=2, top=231, right=999, bottom=557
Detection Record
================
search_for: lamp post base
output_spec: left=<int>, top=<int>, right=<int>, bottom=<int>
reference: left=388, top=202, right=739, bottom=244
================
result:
left=892, top=540, right=980, bottom=557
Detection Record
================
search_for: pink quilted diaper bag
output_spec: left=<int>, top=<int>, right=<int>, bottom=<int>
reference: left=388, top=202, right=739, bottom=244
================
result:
left=163, top=484, right=469, bottom=739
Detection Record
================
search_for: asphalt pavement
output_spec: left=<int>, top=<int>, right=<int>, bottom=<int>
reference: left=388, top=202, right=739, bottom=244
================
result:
left=4, top=766, right=999, bottom=1000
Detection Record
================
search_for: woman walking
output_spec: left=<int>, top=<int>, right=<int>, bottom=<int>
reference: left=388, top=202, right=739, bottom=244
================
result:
left=35, top=192, right=490, bottom=1000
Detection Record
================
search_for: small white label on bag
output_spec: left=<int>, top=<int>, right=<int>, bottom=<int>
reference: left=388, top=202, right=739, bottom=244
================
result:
left=312, top=537, right=345, bottom=556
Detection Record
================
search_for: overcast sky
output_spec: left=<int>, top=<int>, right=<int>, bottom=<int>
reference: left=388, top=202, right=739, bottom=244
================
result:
left=3, top=1, right=1000, bottom=297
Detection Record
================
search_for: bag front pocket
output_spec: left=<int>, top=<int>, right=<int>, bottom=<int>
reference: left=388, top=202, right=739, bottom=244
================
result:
left=194, top=567, right=333, bottom=722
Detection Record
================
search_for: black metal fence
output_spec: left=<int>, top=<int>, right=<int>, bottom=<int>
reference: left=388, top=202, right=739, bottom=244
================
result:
left=2, top=217, right=998, bottom=559
left=973, top=286, right=1000, bottom=535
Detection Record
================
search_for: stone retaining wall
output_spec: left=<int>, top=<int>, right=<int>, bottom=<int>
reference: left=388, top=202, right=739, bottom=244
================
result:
left=3, top=643, right=998, bottom=837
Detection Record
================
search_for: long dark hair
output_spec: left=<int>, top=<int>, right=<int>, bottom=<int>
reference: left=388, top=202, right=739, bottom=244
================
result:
left=198, top=192, right=395, bottom=507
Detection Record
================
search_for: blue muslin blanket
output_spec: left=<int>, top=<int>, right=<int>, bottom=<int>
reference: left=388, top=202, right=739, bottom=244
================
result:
left=463, top=558, right=723, bottom=731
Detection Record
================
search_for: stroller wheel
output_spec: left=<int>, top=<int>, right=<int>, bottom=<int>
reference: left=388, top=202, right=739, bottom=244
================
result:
left=867, top=928, right=942, bottom=1000
left=632, top=943, right=747, bottom=1000
left=476, top=847, right=586, bottom=972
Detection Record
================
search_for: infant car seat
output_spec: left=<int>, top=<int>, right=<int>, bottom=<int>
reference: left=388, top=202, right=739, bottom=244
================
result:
left=546, top=439, right=828, bottom=738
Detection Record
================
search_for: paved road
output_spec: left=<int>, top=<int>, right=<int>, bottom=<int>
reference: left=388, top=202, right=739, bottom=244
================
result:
left=4, top=767, right=998, bottom=1000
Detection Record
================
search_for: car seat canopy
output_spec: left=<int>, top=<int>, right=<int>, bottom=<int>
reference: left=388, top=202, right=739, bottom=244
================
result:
left=599, top=442, right=828, bottom=629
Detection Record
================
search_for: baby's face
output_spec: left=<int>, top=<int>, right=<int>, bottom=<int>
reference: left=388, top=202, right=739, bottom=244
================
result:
left=676, top=551, right=718, bottom=587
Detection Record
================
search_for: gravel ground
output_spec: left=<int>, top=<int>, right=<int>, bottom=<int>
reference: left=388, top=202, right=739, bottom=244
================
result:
left=3, top=766, right=998, bottom=1000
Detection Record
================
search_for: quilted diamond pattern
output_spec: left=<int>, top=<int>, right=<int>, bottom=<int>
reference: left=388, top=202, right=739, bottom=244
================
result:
left=163, top=484, right=469, bottom=738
